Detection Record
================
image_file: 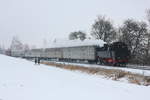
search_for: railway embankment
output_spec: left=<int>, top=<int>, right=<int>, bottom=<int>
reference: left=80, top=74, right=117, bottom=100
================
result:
left=42, top=61, right=150, bottom=86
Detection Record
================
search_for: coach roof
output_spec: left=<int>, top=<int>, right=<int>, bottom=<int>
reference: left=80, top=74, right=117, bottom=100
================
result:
left=49, top=39, right=106, bottom=48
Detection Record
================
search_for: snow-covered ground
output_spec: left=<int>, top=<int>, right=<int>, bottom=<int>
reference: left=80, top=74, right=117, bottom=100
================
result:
left=0, top=54, right=150, bottom=100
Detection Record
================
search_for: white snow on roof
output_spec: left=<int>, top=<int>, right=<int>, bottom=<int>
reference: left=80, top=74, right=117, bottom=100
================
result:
left=49, top=39, right=106, bottom=48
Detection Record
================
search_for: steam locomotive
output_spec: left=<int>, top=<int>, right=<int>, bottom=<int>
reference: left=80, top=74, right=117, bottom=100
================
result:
left=96, top=42, right=130, bottom=66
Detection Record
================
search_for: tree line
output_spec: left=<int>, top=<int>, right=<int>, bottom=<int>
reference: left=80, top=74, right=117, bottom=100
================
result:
left=69, top=9, right=150, bottom=65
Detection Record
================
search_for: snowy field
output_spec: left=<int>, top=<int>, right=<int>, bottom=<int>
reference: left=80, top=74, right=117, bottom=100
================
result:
left=0, top=54, right=150, bottom=100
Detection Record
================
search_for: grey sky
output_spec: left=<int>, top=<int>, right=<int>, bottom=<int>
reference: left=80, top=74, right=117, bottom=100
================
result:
left=0, top=0, right=150, bottom=48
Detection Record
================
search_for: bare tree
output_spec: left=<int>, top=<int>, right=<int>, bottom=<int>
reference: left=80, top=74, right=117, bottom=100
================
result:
left=10, top=36, right=25, bottom=57
left=146, top=9, right=150, bottom=52
left=10, top=36, right=23, bottom=51
left=69, top=31, right=86, bottom=41
left=119, top=19, right=148, bottom=64
left=91, top=16, right=116, bottom=43
left=145, top=9, right=150, bottom=65
left=69, top=32, right=77, bottom=40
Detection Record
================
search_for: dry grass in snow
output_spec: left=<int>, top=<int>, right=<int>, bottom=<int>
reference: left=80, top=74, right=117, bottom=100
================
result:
left=42, top=62, right=150, bottom=86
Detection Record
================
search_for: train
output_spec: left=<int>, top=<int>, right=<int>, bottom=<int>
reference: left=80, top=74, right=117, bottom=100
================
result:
left=17, top=40, right=130, bottom=66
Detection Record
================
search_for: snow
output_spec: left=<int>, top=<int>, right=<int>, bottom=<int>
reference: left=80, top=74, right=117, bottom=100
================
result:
left=49, top=39, right=106, bottom=48
left=0, top=54, right=150, bottom=100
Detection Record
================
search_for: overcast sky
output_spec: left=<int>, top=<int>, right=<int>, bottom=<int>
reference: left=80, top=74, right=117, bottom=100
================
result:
left=0, top=0, right=150, bottom=48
